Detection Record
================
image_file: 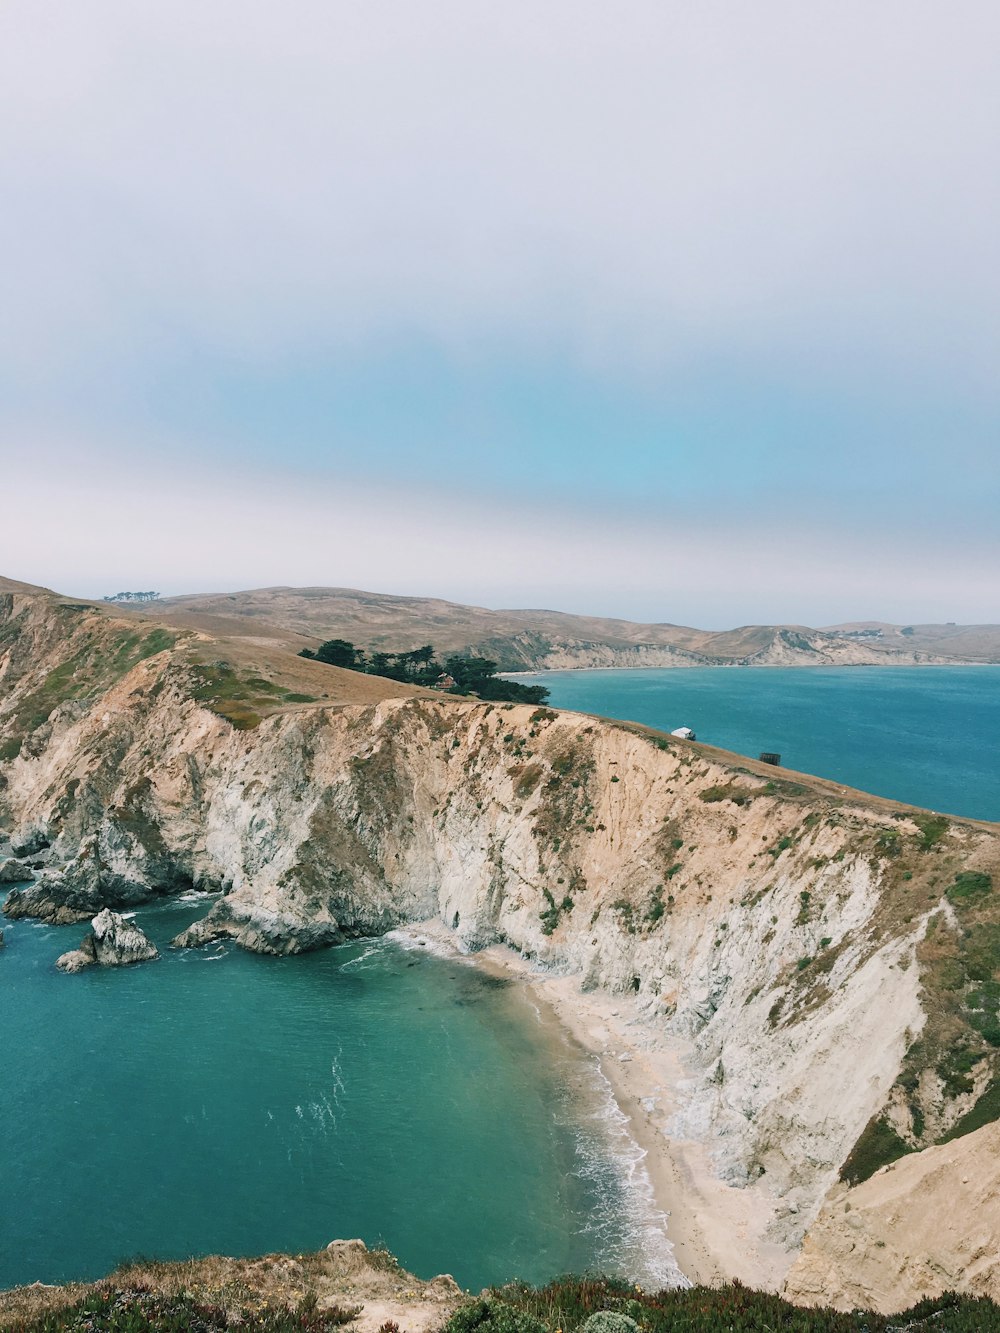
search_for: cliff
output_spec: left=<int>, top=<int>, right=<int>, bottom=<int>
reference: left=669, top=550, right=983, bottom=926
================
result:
left=3, top=581, right=1000, bottom=1309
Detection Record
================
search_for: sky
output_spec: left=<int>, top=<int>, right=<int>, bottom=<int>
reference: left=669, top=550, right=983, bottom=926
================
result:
left=2, top=1, right=998, bottom=626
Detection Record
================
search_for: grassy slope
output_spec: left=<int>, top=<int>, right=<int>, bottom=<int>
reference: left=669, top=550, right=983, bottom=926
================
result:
left=0, top=584, right=436, bottom=747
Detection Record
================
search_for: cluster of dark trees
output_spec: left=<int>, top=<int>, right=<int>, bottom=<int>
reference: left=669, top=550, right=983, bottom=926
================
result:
left=299, top=639, right=549, bottom=704
left=103, top=591, right=160, bottom=603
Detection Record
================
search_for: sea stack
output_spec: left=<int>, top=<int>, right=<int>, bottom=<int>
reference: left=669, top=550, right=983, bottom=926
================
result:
left=56, top=909, right=159, bottom=973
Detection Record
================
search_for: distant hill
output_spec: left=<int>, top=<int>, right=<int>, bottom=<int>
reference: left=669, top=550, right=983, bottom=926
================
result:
left=122, top=585, right=999, bottom=670
left=823, top=621, right=1000, bottom=664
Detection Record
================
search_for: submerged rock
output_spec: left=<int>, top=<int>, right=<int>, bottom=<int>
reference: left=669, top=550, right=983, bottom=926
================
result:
left=56, top=909, right=159, bottom=972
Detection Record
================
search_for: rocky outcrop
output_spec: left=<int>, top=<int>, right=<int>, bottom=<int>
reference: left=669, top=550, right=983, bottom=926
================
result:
left=4, top=838, right=166, bottom=924
left=5, top=875, right=94, bottom=924
left=11, top=829, right=50, bottom=857
left=0, top=858, right=33, bottom=883
left=55, top=908, right=158, bottom=971
left=55, top=936, right=97, bottom=972
left=172, top=898, right=343, bottom=955
left=0, top=1238, right=464, bottom=1333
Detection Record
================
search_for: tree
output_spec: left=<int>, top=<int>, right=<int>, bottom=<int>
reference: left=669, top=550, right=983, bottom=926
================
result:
left=303, top=640, right=549, bottom=703
left=368, top=651, right=395, bottom=679
left=312, top=639, right=365, bottom=669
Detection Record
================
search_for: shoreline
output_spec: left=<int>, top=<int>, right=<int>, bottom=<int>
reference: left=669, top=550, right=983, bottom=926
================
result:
left=501, top=660, right=992, bottom=677
left=393, top=921, right=792, bottom=1293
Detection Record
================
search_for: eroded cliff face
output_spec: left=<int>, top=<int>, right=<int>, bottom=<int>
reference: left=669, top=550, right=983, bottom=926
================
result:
left=514, top=631, right=951, bottom=671
left=782, top=1122, right=1000, bottom=1312
left=2, top=587, right=1000, bottom=1301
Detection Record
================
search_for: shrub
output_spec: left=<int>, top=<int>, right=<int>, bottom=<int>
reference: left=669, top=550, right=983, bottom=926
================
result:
left=699, top=784, right=758, bottom=806
left=448, top=1297, right=547, bottom=1333
left=582, top=1315, right=639, bottom=1333
left=913, top=813, right=949, bottom=849
left=949, top=871, right=993, bottom=901
left=445, top=1277, right=1000, bottom=1333
left=646, top=889, right=665, bottom=925
left=539, top=889, right=561, bottom=935
left=841, top=1114, right=912, bottom=1184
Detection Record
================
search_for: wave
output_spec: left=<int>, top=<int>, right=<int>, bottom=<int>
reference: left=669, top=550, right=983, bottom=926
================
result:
left=385, top=926, right=474, bottom=961
left=339, top=939, right=394, bottom=971
left=562, top=1057, right=688, bottom=1290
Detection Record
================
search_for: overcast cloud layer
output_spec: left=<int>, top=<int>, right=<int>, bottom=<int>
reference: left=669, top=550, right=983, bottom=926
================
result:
left=2, top=2, right=998, bottom=624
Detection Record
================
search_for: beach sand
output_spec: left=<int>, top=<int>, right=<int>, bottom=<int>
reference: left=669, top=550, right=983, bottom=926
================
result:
left=395, top=921, right=792, bottom=1293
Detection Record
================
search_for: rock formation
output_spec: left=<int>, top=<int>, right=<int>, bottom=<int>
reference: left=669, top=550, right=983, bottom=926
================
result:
left=55, top=908, right=159, bottom=972
left=10, top=829, right=50, bottom=857
left=0, top=858, right=33, bottom=883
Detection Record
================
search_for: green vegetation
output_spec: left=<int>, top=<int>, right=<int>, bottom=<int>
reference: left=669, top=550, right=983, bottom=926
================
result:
left=0, top=621, right=177, bottom=755
left=444, top=1277, right=1000, bottom=1333
left=11, top=1278, right=1000, bottom=1332
left=299, top=639, right=549, bottom=704
left=840, top=1114, right=912, bottom=1184
left=645, top=887, right=666, bottom=925
left=913, top=814, right=950, bottom=850
left=941, top=1080, right=1000, bottom=1144
left=699, top=783, right=759, bottom=806
left=539, top=889, right=562, bottom=935
left=612, top=900, right=637, bottom=934
left=948, top=870, right=993, bottom=901
left=189, top=663, right=315, bottom=730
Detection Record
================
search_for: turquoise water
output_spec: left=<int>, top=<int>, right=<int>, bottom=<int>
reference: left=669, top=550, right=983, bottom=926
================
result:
left=520, top=666, right=1000, bottom=822
left=0, top=896, right=677, bottom=1293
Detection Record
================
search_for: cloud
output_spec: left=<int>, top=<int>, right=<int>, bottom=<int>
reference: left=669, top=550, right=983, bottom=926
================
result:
left=1, top=1, right=998, bottom=388
left=2, top=432, right=995, bottom=626
left=1, top=3, right=998, bottom=620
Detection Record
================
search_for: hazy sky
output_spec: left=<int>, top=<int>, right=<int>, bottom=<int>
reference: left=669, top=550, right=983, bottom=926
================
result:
left=2, top=2, right=998, bottom=625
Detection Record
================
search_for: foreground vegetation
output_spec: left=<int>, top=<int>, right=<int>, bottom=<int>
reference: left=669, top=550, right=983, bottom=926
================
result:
left=450, top=1277, right=1000, bottom=1333
left=7, top=1275, right=1000, bottom=1332
left=299, top=639, right=549, bottom=704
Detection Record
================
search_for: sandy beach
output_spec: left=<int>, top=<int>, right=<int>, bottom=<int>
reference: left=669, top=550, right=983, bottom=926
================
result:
left=395, top=920, right=791, bottom=1293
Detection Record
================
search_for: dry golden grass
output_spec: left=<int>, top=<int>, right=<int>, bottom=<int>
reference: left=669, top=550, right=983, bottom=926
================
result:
left=0, top=1242, right=463, bottom=1329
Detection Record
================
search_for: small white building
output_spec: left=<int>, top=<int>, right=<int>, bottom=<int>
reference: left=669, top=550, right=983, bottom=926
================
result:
left=670, top=726, right=696, bottom=740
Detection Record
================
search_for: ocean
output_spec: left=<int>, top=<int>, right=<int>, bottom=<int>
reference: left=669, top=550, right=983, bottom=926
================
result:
left=0, top=893, right=679, bottom=1293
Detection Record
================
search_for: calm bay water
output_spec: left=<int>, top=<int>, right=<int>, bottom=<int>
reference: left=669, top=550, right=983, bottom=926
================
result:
left=0, top=895, right=678, bottom=1293
left=520, top=666, right=1000, bottom=822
